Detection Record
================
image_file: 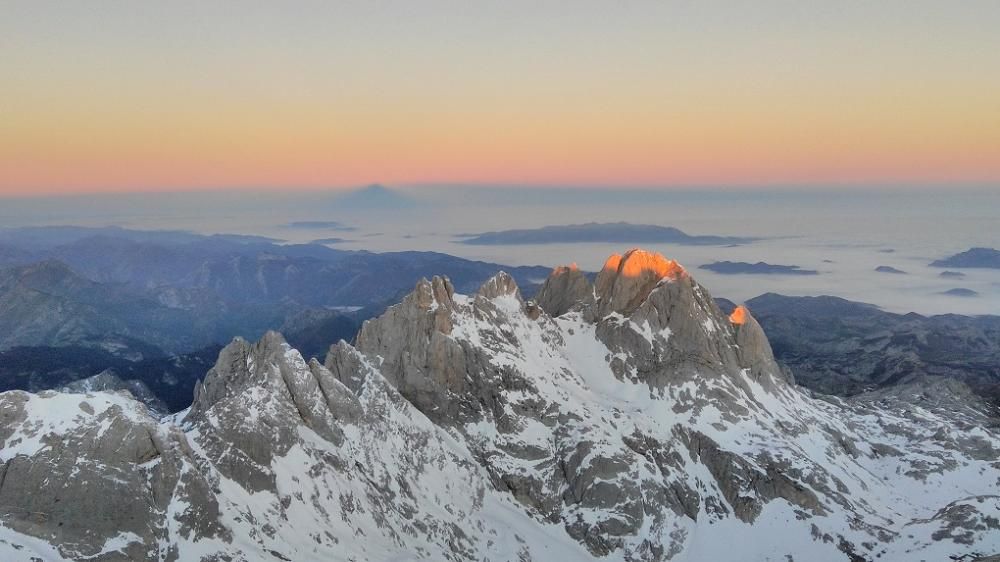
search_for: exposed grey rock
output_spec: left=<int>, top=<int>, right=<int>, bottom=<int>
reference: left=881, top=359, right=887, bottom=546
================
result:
left=0, top=391, right=222, bottom=561
left=593, top=249, right=688, bottom=317
left=677, top=427, right=826, bottom=522
left=476, top=270, right=520, bottom=301
left=587, top=252, right=785, bottom=396
left=534, top=264, right=594, bottom=317
left=187, top=331, right=363, bottom=491
left=351, top=276, right=473, bottom=424
left=730, top=306, right=786, bottom=383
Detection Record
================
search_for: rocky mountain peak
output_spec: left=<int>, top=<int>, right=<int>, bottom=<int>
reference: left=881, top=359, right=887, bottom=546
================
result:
left=187, top=331, right=284, bottom=415
left=594, top=248, right=686, bottom=316
left=365, top=249, right=783, bottom=400
left=535, top=262, right=594, bottom=317
left=409, top=275, right=455, bottom=310
left=618, top=248, right=686, bottom=279
left=728, top=304, right=782, bottom=382
left=187, top=331, right=360, bottom=433
left=729, top=304, right=748, bottom=324
left=527, top=249, right=790, bottom=395
left=477, top=270, right=522, bottom=301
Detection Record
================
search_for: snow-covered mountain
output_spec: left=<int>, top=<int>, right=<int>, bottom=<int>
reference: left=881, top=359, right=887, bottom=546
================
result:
left=0, top=249, right=997, bottom=561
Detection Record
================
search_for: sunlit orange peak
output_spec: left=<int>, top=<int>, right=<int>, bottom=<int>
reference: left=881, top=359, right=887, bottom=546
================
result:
left=729, top=305, right=748, bottom=325
left=616, top=248, right=685, bottom=279
left=552, top=262, right=580, bottom=275
left=602, top=254, right=623, bottom=273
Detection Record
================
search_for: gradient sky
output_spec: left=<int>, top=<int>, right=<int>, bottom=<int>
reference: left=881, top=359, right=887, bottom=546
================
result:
left=2, top=1, right=999, bottom=196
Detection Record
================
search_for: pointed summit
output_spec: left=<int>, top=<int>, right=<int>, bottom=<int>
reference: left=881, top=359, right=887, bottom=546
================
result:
left=617, top=248, right=686, bottom=279
left=332, top=183, right=417, bottom=210
left=536, top=262, right=594, bottom=317
left=410, top=275, right=456, bottom=311
left=477, top=271, right=522, bottom=301
left=728, top=305, right=783, bottom=382
left=729, top=305, right=748, bottom=325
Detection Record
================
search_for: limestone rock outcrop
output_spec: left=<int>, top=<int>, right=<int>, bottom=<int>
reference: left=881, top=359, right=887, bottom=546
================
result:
left=593, top=249, right=687, bottom=317
left=535, top=263, right=593, bottom=317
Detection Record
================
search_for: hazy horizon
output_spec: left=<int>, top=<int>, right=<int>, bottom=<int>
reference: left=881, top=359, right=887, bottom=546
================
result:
left=4, top=1, right=1000, bottom=195
left=2, top=181, right=1000, bottom=198
left=2, top=186, right=997, bottom=317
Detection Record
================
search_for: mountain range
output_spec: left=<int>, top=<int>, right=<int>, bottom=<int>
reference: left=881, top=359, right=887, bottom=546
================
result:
left=0, top=249, right=996, bottom=561
left=723, top=293, right=1000, bottom=403
left=2, top=228, right=999, bottom=422
left=0, top=227, right=551, bottom=353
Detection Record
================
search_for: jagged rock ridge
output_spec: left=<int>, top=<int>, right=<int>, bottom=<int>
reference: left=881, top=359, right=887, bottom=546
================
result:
left=0, top=248, right=998, bottom=561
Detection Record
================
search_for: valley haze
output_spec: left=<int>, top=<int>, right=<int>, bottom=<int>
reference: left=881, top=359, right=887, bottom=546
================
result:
left=2, top=186, right=997, bottom=316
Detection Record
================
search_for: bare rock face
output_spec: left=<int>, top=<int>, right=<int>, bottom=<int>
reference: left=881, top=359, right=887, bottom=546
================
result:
left=0, top=391, right=222, bottom=562
left=535, top=263, right=594, bottom=317
left=476, top=270, right=521, bottom=302
left=324, top=338, right=371, bottom=393
left=353, top=272, right=566, bottom=430
left=593, top=249, right=687, bottom=317
left=187, top=331, right=361, bottom=492
left=729, top=305, right=786, bottom=383
left=583, top=250, right=786, bottom=400
left=351, top=276, right=473, bottom=424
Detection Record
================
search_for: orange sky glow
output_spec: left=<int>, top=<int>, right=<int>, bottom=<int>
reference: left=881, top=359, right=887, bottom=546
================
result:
left=2, top=1, right=998, bottom=197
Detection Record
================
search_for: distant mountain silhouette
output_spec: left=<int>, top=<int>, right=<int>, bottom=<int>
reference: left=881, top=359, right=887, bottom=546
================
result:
left=699, top=261, right=818, bottom=275
left=282, top=221, right=356, bottom=231
left=458, top=222, right=754, bottom=245
left=0, top=226, right=552, bottom=355
left=940, top=287, right=979, bottom=297
left=332, top=184, right=418, bottom=210
left=931, top=247, right=1000, bottom=269
left=874, top=265, right=907, bottom=274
